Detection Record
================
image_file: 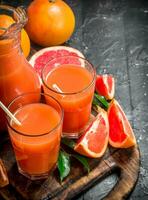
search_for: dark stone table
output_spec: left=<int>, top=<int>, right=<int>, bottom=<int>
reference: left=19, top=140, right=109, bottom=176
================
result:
left=1, top=0, right=148, bottom=199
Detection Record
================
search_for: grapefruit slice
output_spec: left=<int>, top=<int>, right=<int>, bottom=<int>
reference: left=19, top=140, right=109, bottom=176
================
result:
left=29, top=46, right=84, bottom=78
left=74, top=107, right=109, bottom=158
left=95, top=74, right=115, bottom=100
left=108, top=99, right=136, bottom=148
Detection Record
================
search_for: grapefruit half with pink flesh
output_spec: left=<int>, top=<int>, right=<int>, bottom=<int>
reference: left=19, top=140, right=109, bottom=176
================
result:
left=29, top=46, right=85, bottom=79
left=74, top=107, right=109, bottom=158
left=95, top=74, right=115, bottom=100
left=108, top=99, right=136, bottom=148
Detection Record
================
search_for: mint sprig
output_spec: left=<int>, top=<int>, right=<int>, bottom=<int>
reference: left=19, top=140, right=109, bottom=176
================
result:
left=57, top=139, right=90, bottom=181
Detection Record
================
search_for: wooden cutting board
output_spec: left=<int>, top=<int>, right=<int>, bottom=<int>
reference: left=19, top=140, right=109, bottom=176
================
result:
left=0, top=46, right=140, bottom=199
left=0, top=132, right=140, bottom=200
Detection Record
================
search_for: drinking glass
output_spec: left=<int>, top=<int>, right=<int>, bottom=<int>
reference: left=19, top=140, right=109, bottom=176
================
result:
left=42, top=56, right=96, bottom=138
left=7, top=92, right=63, bottom=180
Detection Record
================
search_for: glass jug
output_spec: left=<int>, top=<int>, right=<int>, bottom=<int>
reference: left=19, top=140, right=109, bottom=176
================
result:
left=0, top=5, right=41, bottom=131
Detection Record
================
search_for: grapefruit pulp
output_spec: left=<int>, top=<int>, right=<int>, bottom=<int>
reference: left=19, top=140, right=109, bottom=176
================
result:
left=95, top=74, right=115, bottom=100
left=29, top=46, right=84, bottom=78
left=108, top=99, right=136, bottom=148
left=74, top=107, right=109, bottom=158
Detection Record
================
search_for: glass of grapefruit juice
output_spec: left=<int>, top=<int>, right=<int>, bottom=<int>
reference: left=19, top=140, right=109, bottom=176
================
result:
left=42, top=56, right=96, bottom=138
left=7, top=93, right=63, bottom=180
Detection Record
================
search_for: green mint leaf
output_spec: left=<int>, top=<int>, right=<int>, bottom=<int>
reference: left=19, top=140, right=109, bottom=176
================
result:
left=72, top=154, right=90, bottom=173
left=58, top=150, right=70, bottom=181
left=94, top=93, right=109, bottom=109
left=61, top=138, right=76, bottom=149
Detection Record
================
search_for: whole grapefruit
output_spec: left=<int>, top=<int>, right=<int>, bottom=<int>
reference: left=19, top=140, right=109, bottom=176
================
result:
left=0, top=14, right=30, bottom=58
left=25, top=0, right=75, bottom=47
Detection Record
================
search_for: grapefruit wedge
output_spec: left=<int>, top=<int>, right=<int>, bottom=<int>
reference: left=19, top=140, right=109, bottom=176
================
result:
left=95, top=74, right=115, bottom=100
left=29, top=46, right=84, bottom=78
left=74, top=107, right=109, bottom=158
left=108, top=99, right=136, bottom=148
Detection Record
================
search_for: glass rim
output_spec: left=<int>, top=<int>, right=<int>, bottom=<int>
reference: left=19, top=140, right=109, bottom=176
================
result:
left=6, top=92, right=64, bottom=137
left=0, top=5, right=27, bottom=39
left=41, top=55, right=96, bottom=95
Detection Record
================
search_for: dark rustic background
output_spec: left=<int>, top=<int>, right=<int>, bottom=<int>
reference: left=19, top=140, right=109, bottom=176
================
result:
left=1, top=0, right=148, bottom=199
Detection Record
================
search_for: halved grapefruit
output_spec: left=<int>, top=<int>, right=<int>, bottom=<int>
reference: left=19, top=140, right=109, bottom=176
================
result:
left=95, top=74, right=115, bottom=100
left=74, top=107, right=109, bottom=158
left=108, top=99, right=136, bottom=148
left=29, top=46, right=84, bottom=78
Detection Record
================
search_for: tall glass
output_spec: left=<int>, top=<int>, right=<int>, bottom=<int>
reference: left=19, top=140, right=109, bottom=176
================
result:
left=7, top=93, right=63, bottom=180
left=0, top=5, right=41, bottom=131
left=42, top=56, right=96, bottom=138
